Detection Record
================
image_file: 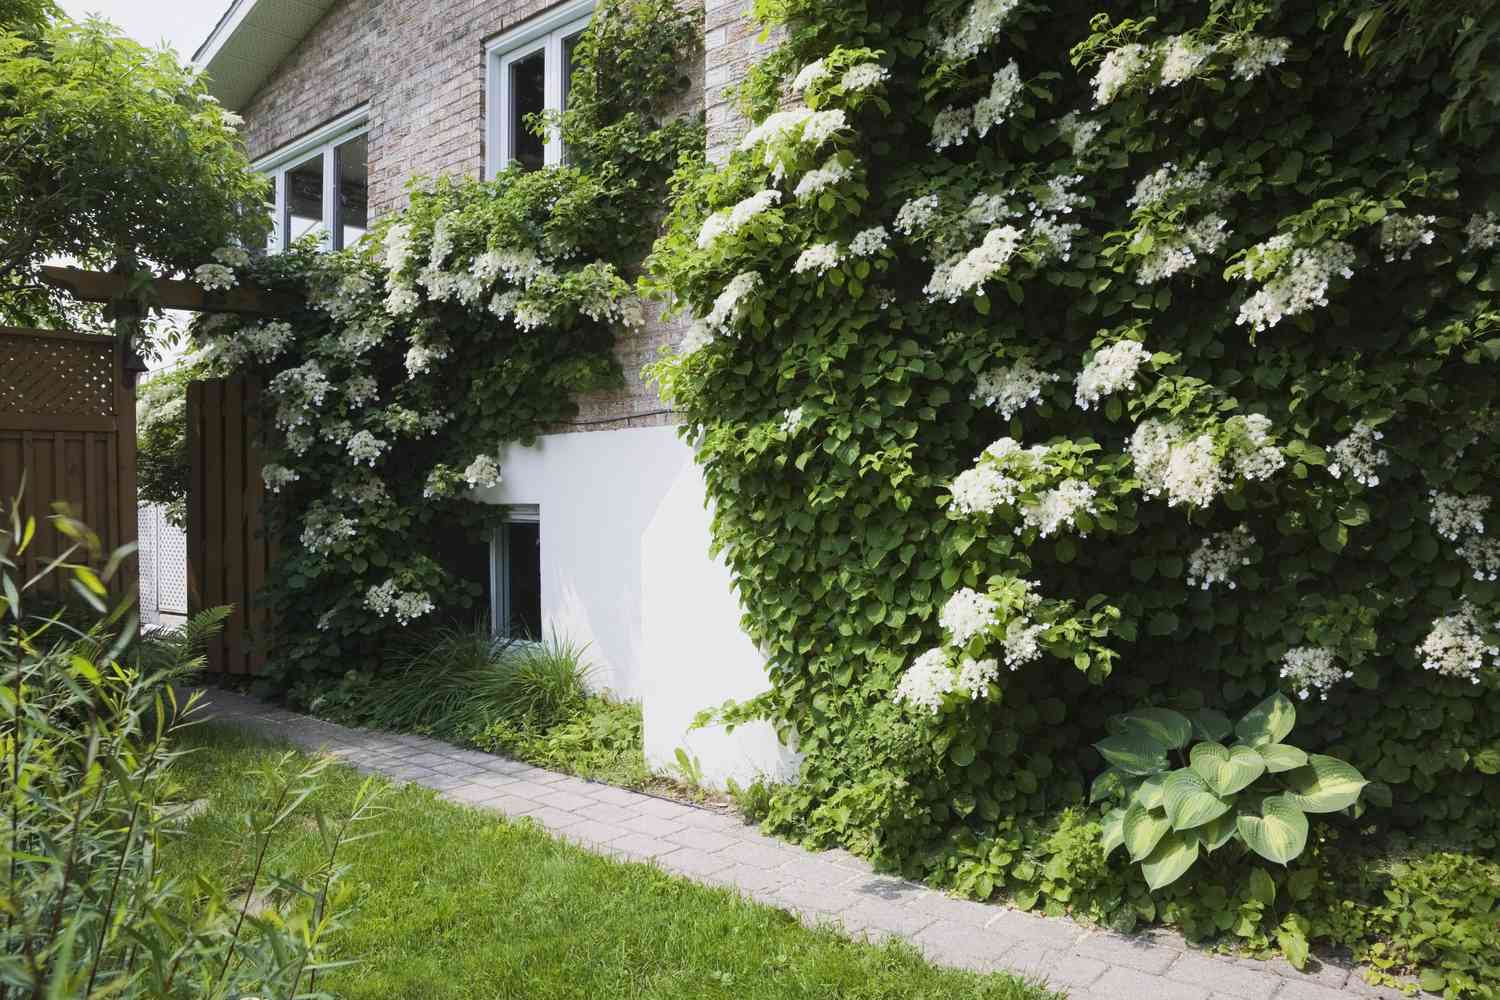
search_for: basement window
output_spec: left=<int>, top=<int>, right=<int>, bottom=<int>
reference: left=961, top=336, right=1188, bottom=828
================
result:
left=256, top=110, right=369, bottom=253
left=484, top=0, right=593, bottom=174
left=491, top=506, right=542, bottom=640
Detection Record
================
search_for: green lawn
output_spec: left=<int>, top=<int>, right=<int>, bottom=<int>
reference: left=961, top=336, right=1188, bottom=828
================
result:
left=167, top=726, right=1055, bottom=1000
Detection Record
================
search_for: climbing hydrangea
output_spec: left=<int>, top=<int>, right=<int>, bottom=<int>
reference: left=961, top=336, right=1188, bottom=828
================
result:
left=1075, top=340, right=1150, bottom=410
left=1186, top=525, right=1255, bottom=589
left=1416, top=602, right=1498, bottom=683
left=973, top=358, right=1058, bottom=420
left=1279, top=646, right=1353, bottom=701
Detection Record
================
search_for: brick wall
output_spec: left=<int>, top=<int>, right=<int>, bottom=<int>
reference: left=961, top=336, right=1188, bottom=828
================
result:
left=238, top=0, right=775, bottom=429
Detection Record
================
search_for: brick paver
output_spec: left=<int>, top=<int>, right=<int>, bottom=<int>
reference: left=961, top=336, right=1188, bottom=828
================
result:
left=200, top=687, right=1420, bottom=999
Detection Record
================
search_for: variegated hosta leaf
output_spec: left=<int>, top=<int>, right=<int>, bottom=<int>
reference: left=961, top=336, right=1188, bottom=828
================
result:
left=1237, top=795, right=1309, bottom=865
left=1133, top=772, right=1168, bottom=810
left=1095, top=733, right=1170, bottom=776
left=1190, top=741, right=1266, bottom=796
left=1140, top=829, right=1200, bottom=891
left=1258, top=743, right=1309, bottom=773
left=1189, top=812, right=1237, bottom=853
left=1115, top=707, right=1194, bottom=750
left=1090, top=766, right=1128, bottom=804
left=1123, top=801, right=1171, bottom=862
left=1191, top=707, right=1233, bottom=743
left=1163, top=768, right=1232, bottom=831
left=1280, top=754, right=1369, bottom=813
left=1101, top=806, right=1127, bottom=857
left=1235, top=692, right=1297, bottom=747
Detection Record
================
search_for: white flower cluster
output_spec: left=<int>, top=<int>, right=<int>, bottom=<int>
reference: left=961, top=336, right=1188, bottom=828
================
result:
left=794, top=156, right=853, bottom=200
left=335, top=474, right=388, bottom=507
left=940, top=587, right=999, bottom=646
left=1023, top=478, right=1097, bottom=537
left=1458, top=537, right=1500, bottom=582
left=681, top=271, right=762, bottom=353
left=893, top=647, right=955, bottom=713
left=193, top=263, right=237, bottom=292
left=345, top=374, right=379, bottom=406
left=268, top=361, right=332, bottom=430
left=791, top=59, right=828, bottom=94
left=931, top=61, right=1026, bottom=145
left=950, top=464, right=1021, bottom=515
left=937, top=0, right=1022, bottom=62
left=894, top=194, right=941, bottom=237
left=346, top=429, right=387, bottom=467
left=1075, top=340, right=1150, bottom=410
left=957, top=656, right=1000, bottom=698
left=1094, top=34, right=1289, bottom=105
left=1054, top=112, right=1102, bottom=156
left=1234, top=414, right=1286, bottom=481
left=261, top=464, right=300, bottom=493
left=738, top=109, right=847, bottom=181
left=1416, top=602, right=1498, bottom=683
left=1231, top=35, right=1291, bottom=80
left=973, top=358, right=1059, bottom=420
left=780, top=406, right=804, bottom=435
left=300, top=503, right=358, bottom=555
left=849, top=226, right=889, bottom=257
left=1465, top=212, right=1500, bottom=252
left=1279, top=646, right=1352, bottom=701
left=212, top=246, right=252, bottom=268
left=1160, top=35, right=1211, bottom=86
left=1236, top=238, right=1356, bottom=331
left=1328, top=422, right=1388, bottom=487
left=698, top=190, right=782, bottom=250
left=1136, top=219, right=1229, bottom=285
left=1029, top=174, right=1086, bottom=217
left=931, top=107, right=972, bottom=151
left=794, top=243, right=843, bottom=275
left=383, top=223, right=414, bottom=274
left=925, top=225, right=1024, bottom=301
left=1129, top=162, right=1215, bottom=210
left=364, top=579, right=436, bottom=627
left=1093, top=43, right=1151, bottom=105
left=1380, top=213, right=1437, bottom=262
left=1429, top=491, right=1490, bottom=542
left=404, top=341, right=448, bottom=377
left=463, top=454, right=502, bottom=489
left=1186, top=525, right=1255, bottom=589
left=1132, top=421, right=1223, bottom=508
left=841, top=63, right=889, bottom=92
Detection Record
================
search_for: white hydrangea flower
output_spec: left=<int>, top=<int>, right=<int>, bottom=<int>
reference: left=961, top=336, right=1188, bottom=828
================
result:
left=193, top=263, right=236, bottom=292
left=940, top=588, right=1000, bottom=646
left=237, top=320, right=295, bottom=361
left=793, top=156, right=853, bottom=200
left=1429, top=491, right=1490, bottom=542
left=957, top=656, right=1001, bottom=698
left=791, top=59, right=829, bottom=94
left=404, top=342, right=446, bottom=377
left=382, top=223, right=414, bottom=274
left=967, top=192, right=1015, bottom=229
left=1129, top=162, right=1215, bottom=210
left=974, top=359, right=1059, bottom=420
left=1002, top=617, right=1047, bottom=670
left=1231, top=35, right=1291, bottom=81
left=938, top=0, right=1023, bottom=62
left=931, top=106, right=973, bottom=151
left=1416, top=602, right=1498, bottom=683
left=974, top=61, right=1024, bottom=138
left=1093, top=43, right=1152, bottom=105
left=894, top=194, right=941, bottom=236
left=701, top=270, right=762, bottom=333
left=1458, top=536, right=1500, bottom=582
left=793, top=243, right=843, bottom=275
left=1186, top=215, right=1231, bottom=254
left=513, top=299, right=551, bottom=332
left=365, top=579, right=436, bottom=627
left=1023, top=479, right=1097, bottom=537
left=384, top=282, right=420, bottom=316
left=925, top=225, right=1024, bottom=301
left=267, top=361, right=332, bottom=429
left=1186, top=525, right=1255, bottom=589
left=1464, top=212, right=1500, bottom=252
left=1056, top=111, right=1102, bottom=154
left=679, top=322, right=714, bottom=355
left=212, top=246, right=252, bottom=268
left=739, top=108, right=814, bottom=151
left=463, top=454, right=502, bottom=489
left=1159, top=35, right=1212, bottom=86
left=1130, top=419, right=1176, bottom=498
left=1075, top=340, right=1150, bottom=410
left=1031, top=217, right=1084, bottom=263
left=780, top=406, right=804, bottom=435
left=1029, top=174, right=1086, bottom=217
left=1328, top=422, right=1387, bottom=487
left=1137, top=243, right=1197, bottom=284
left=1164, top=433, right=1224, bottom=508
left=697, top=189, right=782, bottom=250
left=261, top=464, right=300, bottom=493
left=801, top=109, right=848, bottom=146
left=336, top=474, right=388, bottom=507
left=1380, top=213, right=1437, bottom=262
left=300, top=505, right=358, bottom=555
left=949, top=463, right=1022, bottom=515
left=893, top=647, right=955, bottom=713
left=1234, top=414, right=1286, bottom=481
left=1279, top=646, right=1352, bottom=701
left=1236, top=240, right=1356, bottom=331
left=849, top=226, right=889, bottom=257
left=346, top=430, right=387, bottom=467
left=344, top=374, right=379, bottom=407
left=841, top=62, right=889, bottom=91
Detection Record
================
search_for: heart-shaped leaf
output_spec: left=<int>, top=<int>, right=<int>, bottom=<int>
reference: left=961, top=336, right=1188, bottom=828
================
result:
left=1190, top=812, right=1237, bottom=853
left=1123, top=801, right=1171, bottom=862
left=1237, top=795, right=1309, bottom=865
left=1191, top=708, right=1233, bottom=743
left=1248, top=867, right=1277, bottom=906
left=1101, top=806, right=1127, bottom=857
left=1140, top=829, right=1200, bottom=891
left=1163, top=768, right=1232, bottom=830
left=1133, top=773, right=1168, bottom=810
left=1235, top=692, right=1297, bottom=747
left=1258, top=743, right=1309, bottom=773
left=1090, top=766, right=1128, bottom=804
left=1280, top=755, right=1369, bottom=813
left=1116, top=707, right=1194, bottom=750
left=1095, top=734, right=1170, bottom=776
left=1190, top=741, right=1266, bottom=796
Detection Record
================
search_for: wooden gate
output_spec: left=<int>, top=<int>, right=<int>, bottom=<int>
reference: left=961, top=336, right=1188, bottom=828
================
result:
left=0, top=327, right=137, bottom=591
left=187, top=377, right=272, bottom=675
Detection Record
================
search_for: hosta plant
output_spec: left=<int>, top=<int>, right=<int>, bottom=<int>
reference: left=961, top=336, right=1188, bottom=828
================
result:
left=1092, top=694, right=1369, bottom=891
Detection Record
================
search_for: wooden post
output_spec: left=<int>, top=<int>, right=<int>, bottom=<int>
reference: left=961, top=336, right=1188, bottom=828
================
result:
left=113, top=303, right=141, bottom=601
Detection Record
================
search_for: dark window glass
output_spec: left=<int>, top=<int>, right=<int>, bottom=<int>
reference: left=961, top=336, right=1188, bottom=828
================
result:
left=503, top=521, right=542, bottom=639
left=510, top=50, right=546, bottom=170
left=285, top=153, right=326, bottom=247
left=335, top=134, right=368, bottom=248
left=265, top=178, right=280, bottom=252
left=562, top=32, right=582, bottom=111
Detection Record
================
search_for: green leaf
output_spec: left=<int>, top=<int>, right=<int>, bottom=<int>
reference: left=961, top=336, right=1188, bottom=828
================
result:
left=1163, top=769, right=1232, bottom=831
left=1190, top=741, right=1266, bottom=796
left=1191, top=708, right=1233, bottom=742
left=1090, top=767, right=1128, bottom=804
left=1277, top=923, right=1310, bottom=969
left=1248, top=867, right=1276, bottom=906
left=1101, top=806, right=1127, bottom=857
left=1095, top=734, right=1170, bottom=776
left=1235, top=693, right=1296, bottom=747
left=1280, top=755, right=1369, bottom=813
left=1237, top=795, right=1309, bottom=865
left=1116, top=707, right=1193, bottom=750
left=1191, top=812, right=1237, bottom=853
left=1140, top=830, right=1200, bottom=891
left=1133, top=773, right=1168, bottom=810
left=1122, top=802, right=1171, bottom=862
left=1258, top=743, right=1308, bottom=773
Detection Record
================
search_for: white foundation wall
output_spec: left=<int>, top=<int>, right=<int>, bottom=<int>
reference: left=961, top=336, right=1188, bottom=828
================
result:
left=479, top=425, right=799, bottom=788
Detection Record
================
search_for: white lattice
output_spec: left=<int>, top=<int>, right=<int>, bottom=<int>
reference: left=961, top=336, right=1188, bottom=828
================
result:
left=137, top=504, right=188, bottom=621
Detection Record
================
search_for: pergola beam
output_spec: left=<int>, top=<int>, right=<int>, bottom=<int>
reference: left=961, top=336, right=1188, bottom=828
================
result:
left=40, top=265, right=301, bottom=317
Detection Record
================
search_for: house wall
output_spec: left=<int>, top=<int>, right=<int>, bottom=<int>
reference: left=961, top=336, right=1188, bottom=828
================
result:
left=478, top=426, right=798, bottom=787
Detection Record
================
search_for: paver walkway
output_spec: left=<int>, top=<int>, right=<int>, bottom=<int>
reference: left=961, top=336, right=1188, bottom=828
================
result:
left=202, top=687, right=1414, bottom=1000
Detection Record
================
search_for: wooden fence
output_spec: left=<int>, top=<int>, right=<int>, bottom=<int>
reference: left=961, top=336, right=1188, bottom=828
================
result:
left=187, top=377, right=272, bottom=675
left=0, top=326, right=137, bottom=591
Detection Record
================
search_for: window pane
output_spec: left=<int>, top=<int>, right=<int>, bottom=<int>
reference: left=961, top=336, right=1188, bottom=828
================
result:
left=509, top=50, right=546, bottom=171
left=265, top=177, right=280, bottom=252
left=336, top=135, right=368, bottom=249
left=286, top=153, right=326, bottom=247
left=562, top=32, right=582, bottom=111
left=504, top=521, right=542, bottom=638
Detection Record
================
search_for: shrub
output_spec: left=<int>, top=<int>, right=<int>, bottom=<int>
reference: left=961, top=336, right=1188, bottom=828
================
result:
left=474, top=696, right=650, bottom=787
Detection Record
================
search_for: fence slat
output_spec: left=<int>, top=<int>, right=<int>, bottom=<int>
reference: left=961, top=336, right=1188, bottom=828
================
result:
left=202, top=381, right=226, bottom=673
left=245, top=380, right=270, bottom=675
left=222, top=379, right=246, bottom=674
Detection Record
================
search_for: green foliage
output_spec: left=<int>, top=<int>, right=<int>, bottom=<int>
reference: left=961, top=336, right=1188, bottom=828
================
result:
left=136, top=358, right=210, bottom=527
left=474, top=696, right=652, bottom=788
left=0, top=12, right=268, bottom=327
left=1093, top=695, right=1367, bottom=889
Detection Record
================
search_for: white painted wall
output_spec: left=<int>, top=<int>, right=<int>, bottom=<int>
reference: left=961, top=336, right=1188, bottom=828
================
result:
left=479, top=425, right=798, bottom=787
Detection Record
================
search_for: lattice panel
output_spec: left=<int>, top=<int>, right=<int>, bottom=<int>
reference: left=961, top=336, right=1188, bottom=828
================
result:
left=0, top=333, right=115, bottom=416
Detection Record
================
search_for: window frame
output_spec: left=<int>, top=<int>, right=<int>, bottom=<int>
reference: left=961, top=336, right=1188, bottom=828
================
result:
left=483, top=0, right=594, bottom=176
left=490, top=504, right=541, bottom=640
left=252, top=106, right=370, bottom=252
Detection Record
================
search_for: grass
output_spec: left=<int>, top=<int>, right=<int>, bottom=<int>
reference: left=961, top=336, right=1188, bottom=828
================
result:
left=167, top=725, right=1055, bottom=1000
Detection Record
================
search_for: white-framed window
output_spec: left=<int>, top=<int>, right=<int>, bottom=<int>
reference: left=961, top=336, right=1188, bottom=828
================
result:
left=491, top=505, right=542, bottom=639
left=484, top=0, right=594, bottom=175
left=254, top=107, right=370, bottom=253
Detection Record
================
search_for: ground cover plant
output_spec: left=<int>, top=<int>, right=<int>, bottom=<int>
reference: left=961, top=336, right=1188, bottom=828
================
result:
left=643, top=0, right=1500, bottom=993
left=165, top=725, right=1057, bottom=1000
